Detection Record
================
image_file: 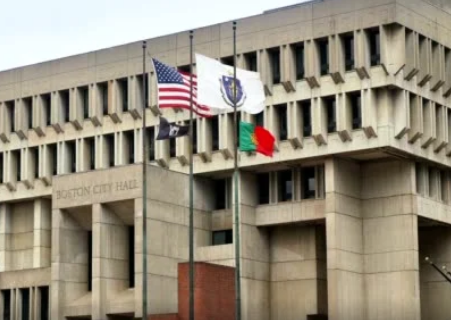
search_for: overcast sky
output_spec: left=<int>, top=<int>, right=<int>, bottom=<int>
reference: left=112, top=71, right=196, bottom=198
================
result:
left=0, top=0, right=308, bottom=72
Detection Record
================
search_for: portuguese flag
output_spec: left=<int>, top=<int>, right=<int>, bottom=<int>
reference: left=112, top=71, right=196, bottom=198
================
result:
left=240, top=121, right=275, bottom=157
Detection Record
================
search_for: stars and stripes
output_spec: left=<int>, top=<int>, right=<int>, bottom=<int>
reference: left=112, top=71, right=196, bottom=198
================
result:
left=151, top=58, right=213, bottom=117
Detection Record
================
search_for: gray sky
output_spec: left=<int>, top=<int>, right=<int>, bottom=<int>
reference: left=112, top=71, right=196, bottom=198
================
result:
left=0, top=0, right=307, bottom=72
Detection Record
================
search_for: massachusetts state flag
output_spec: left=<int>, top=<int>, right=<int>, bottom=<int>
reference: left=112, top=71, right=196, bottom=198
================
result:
left=151, top=58, right=213, bottom=117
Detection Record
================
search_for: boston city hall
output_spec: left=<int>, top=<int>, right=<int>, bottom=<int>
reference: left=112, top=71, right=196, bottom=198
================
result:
left=1, top=0, right=451, bottom=319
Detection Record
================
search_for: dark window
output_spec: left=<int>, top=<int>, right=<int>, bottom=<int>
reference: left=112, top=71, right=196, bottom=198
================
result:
left=147, top=127, right=155, bottom=161
left=39, top=286, right=49, bottom=320
left=169, top=138, right=176, bottom=158
left=128, top=226, right=135, bottom=288
left=324, top=96, right=336, bottom=133
left=211, top=116, right=219, bottom=151
left=6, top=101, right=14, bottom=132
left=80, top=86, right=89, bottom=119
left=428, top=167, right=434, bottom=197
left=276, top=104, right=288, bottom=141
left=87, top=138, right=95, bottom=170
left=368, top=28, right=380, bottom=66
left=278, top=170, right=292, bottom=202
left=269, top=47, right=281, bottom=84
left=301, top=167, right=316, bottom=199
left=349, top=92, right=362, bottom=129
left=177, top=65, right=190, bottom=73
left=300, top=101, right=312, bottom=137
left=0, top=153, right=3, bottom=183
left=99, top=82, right=108, bottom=116
left=440, top=170, right=447, bottom=202
left=342, top=33, right=355, bottom=71
left=20, top=288, right=29, bottom=320
left=415, top=163, right=422, bottom=194
left=118, top=78, right=128, bottom=111
left=49, top=144, right=57, bottom=176
left=67, top=141, right=76, bottom=173
left=214, top=178, right=231, bottom=210
left=87, top=231, right=92, bottom=292
left=257, top=173, right=270, bottom=205
left=192, top=120, right=198, bottom=154
left=244, top=52, right=257, bottom=72
left=137, top=74, right=149, bottom=109
left=255, top=112, right=264, bottom=127
left=318, top=38, right=329, bottom=76
left=42, top=94, right=51, bottom=126
left=293, top=43, right=305, bottom=80
left=32, top=147, right=39, bottom=178
left=124, top=131, right=134, bottom=164
left=60, top=90, right=70, bottom=123
left=2, top=290, right=11, bottom=320
left=221, top=56, right=234, bottom=67
left=13, top=150, right=20, bottom=182
left=24, top=97, right=33, bottom=129
left=212, top=230, right=233, bottom=246
left=106, top=134, right=115, bottom=167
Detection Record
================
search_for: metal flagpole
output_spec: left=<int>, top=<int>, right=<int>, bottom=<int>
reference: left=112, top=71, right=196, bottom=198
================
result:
left=188, top=30, right=195, bottom=320
left=232, top=21, right=242, bottom=320
left=142, top=40, right=149, bottom=320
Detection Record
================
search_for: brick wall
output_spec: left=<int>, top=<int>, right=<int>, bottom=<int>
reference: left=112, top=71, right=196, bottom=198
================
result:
left=178, top=262, right=236, bottom=320
left=149, top=314, right=179, bottom=320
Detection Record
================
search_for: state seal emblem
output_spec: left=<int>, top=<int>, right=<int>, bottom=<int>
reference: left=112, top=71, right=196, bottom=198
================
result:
left=219, top=72, right=246, bottom=107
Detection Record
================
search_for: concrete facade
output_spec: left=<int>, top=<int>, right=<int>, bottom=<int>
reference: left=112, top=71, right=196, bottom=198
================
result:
left=1, top=0, right=451, bottom=319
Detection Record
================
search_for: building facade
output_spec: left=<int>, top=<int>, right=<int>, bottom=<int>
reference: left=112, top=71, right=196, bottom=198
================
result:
left=1, top=0, right=451, bottom=319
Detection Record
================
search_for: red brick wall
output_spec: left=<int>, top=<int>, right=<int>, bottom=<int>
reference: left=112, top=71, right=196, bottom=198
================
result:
left=148, top=314, right=179, bottom=320
left=178, top=262, right=236, bottom=320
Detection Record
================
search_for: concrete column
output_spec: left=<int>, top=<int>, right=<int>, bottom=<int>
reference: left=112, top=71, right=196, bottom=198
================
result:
left=326, top=158, right=364, bottom=320
left=0, top=204, right=11, bottom=272
left=33, top=199, right=51, bottom=268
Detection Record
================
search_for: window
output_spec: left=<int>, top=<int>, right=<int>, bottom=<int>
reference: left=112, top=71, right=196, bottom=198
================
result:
left=128, top=226, right=135, bottom=288
left=2, top=290, right=11, bottom=320
left=428, top=167, right=434, bottom=197
left=118, top=78, right=128, bottom=112
left=67, top=141, right=76, bottom=173
left=254, top=112, right=264, bottom=127
left=0, top=153, right=3, bottom=183
left=300, top=101, right=312, bottom=137
left=269, top=47, right=281, bottom=84
left=440, top=170, right=447, bottom=202
left=257, top=173, right=270, bottom=205
left=214, top=178, right=231, bottom=210
left=301, top=167, right=316, bottom=199
left=317, top=38, right=329, bottom=76
left=80, top=86, right=89, bottom=119
left=368, top=28, right=380, bottom=66
left=106, top=134, right=115, bottom=167
left=48, top=144, right=57, bottom=176
left=87, top=231, right=92, bottom=292
left=342, top=33, right=355, bottom=71
left=192, top=120, right=198, bottom=154
left=23, top=97, right=33, bottom=129
left=212, top=230, right=233, bottom=246
left=39, top=286, right=49, bottom=320
left=323, top=96, right=336, bottom=133
left=20, top=288, right=29, bottom=320
left=275, top=104, right=288, bottom=141
left=436, top=104, right=442, bottom=138
left=137, top=74, right=149, bottom=109
left=41, top=94, right=51, bottom=126
left=60, top=90, right=70, bottom=123
left=349, top=92, right=362, bottom=129
left=221, top=56, right=234, bottom=67
left=169, top=138, right=176, bottom=158
left=87, top=137, right=95, bottom=170
left=415, top=163, right=422, bottom=194
left=244, top=52, right=257, bottom=72
left=12, top=150, right=20, bottom=182
left=6, top=101, right=14, bottom=132
left=31, top=147, right=39, bottom=179
left=277, top=170, right=292, bottom=202
left=211, top=116, right=219, bottom=151
left=124, top=131, right=134, bottom=164
left=293, top=43, right=305, bottom=80
left=99, top=82, right=108, bottom=116
left=147, top=127, right=155, bottom=161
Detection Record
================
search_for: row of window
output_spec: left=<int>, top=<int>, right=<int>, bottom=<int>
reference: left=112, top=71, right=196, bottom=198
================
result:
left=1, top=286, right=49, bottom=320
left=416, top=163, right=451, bottom=203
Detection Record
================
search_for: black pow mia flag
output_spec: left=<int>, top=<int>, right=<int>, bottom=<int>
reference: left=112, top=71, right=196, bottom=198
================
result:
left=156, top=117, right=189, bottom=140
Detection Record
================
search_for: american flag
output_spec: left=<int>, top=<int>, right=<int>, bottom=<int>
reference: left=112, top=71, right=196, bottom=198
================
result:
left=152, top=58, right=213, bottom=117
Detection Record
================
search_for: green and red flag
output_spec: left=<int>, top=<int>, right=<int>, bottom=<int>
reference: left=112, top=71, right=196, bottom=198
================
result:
left=239, top=121, right=275, bottom=157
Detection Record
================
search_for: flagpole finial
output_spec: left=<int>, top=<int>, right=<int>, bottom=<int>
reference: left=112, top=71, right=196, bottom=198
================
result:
left=190, top=30, right=193, bottom=39
left=142, top=41, right=147, bottom=49
left=233, top=21, right=237, bottom=30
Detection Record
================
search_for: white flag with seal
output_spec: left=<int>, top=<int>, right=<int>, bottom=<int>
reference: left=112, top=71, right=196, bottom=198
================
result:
left=195, top=53, right=265, bottom=114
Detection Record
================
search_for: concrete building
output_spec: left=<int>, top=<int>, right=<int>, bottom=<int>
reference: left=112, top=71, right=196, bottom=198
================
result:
left=1, top=0, right=451, bottom=319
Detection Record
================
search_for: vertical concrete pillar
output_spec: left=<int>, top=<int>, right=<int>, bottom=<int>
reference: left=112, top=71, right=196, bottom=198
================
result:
left=33, top=199, right=51, bottom=268
left=0, top=203, right=11, bottom=272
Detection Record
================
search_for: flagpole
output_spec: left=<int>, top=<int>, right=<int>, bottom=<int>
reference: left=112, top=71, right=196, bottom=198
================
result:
left=232, top=21, right=242, bottom=320
left=188, top=30, right=195, bottom=320
left=141, top=40, right=149, bottom=320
